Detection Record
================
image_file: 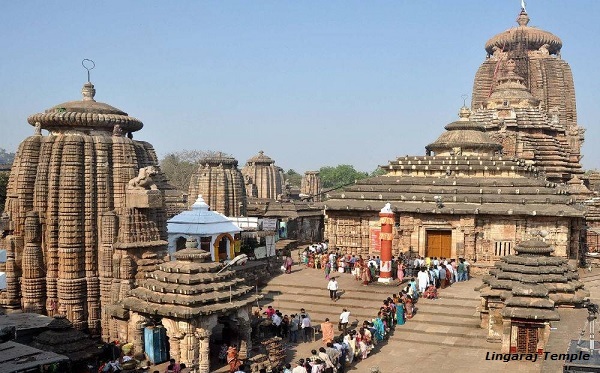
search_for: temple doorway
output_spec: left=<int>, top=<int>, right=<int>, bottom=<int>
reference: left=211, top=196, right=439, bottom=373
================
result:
left=426, top=230, right=452, bottom=258
left=516, top=324, right=539, bottom=353
left=218, top=236, right=229, bottom=261
left=210, top=316, right=241, bottom=371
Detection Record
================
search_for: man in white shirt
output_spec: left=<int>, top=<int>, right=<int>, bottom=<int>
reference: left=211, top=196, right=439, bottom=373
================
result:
left=339, top=308, right=350, bottom=333
left=300, top=315, right=312, bottom=343
left=327, top=277, right=339, bottom=302
left=292, top=359, right=308, bottom=373
left=272, top=312, right=282, bottom=337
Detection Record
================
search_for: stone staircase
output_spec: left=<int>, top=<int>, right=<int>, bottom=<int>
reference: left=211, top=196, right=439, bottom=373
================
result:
left=258, top=273, right=490, bottom=351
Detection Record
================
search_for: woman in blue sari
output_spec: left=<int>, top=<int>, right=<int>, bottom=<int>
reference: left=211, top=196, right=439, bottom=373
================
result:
left=373, top=312, right=385, bottom=342
left=396, top=299, right=406, bottom=325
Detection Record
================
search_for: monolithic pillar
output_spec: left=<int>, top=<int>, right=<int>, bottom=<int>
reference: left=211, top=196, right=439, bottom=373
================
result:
left=378, top=204, right=394, bottom=283
left=197, top=328, right=212, bottom=373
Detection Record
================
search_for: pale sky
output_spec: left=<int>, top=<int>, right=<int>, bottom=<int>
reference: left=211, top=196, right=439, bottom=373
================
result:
left=1, top=1, right=598, bottom=173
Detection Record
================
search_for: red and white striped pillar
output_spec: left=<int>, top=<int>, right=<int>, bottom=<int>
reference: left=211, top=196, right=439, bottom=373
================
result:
left=378, top=203, right=394, bottom=283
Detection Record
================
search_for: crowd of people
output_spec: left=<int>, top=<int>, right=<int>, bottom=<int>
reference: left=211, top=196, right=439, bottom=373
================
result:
left=299, top=245, right=471, bottom=286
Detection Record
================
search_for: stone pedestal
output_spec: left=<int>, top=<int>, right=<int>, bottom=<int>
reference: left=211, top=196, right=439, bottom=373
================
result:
left=126, top=189, right=163, bottom=208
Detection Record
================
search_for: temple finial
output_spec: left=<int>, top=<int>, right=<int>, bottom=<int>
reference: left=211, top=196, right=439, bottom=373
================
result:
left=81, top=59, right=95, bottom=83
left=521, top=0, right=527, bottom=12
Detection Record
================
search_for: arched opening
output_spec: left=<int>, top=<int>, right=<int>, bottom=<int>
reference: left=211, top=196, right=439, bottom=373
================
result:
left=218, top=236, right=229, bottom=261
left=175, top=236, right=187, bottom=251
left=213, top=233, right=234, bottom=262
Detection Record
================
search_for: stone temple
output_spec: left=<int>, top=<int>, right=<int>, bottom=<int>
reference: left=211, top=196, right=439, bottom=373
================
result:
left=324, top=7, right=588, bottom=268
left=470, top=8, right=584, bottom=183
left=0, top=80, right=175, bottom=338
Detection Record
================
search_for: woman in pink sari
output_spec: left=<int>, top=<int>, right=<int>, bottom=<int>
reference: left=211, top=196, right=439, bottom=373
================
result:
left=397, top=262, right=405, bottom=282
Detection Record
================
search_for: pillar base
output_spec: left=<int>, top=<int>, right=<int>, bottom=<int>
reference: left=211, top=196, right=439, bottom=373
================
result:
left=377, top=277, right=392, bottom=284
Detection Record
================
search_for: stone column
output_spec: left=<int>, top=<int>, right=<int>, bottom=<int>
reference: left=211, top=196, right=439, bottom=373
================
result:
left=179, top=321, right=199, bottom=368
left=378, top=204, right=394, bottom=283
left=238, top=316, right=252, bottom=360
left=197, top=328, right=212, bottom=373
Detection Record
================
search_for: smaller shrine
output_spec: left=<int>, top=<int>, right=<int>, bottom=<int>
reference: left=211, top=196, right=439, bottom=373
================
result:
left=167, top=195, right=241, bottom=262
left=122, top=238, right=259, bottom=373
left=29, top=314, right=102, bottom=369
left=478, top=239, right=588, bottom=354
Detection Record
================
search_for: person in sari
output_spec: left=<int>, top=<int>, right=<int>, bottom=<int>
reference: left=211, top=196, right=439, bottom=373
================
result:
left=397, top=262, right=405, bottom=282
left=320, top=318, right=335, bottom=345
left=360, top=259, right=372, bottom=285
left=227, top=346, right=241, bottom=373
left=402, top=292, right=414, bottom=319
left=372, top=313, right=385, bottom=342
left=321, top=254, right=328, bottom=271
left=357, top=328, right=369, bottom=360
left=396, top=299, right=406, bottom=325
left=324, top=261, right=331, bottom=280
left=285, top=255, right=293, bottom=274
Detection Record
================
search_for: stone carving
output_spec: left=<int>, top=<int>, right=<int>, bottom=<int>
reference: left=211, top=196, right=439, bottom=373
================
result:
left=0, top=82, right=168, bottom=334
left=128, top=166, right=159, bottom=190
left=113, top=124, right=124, bottom=137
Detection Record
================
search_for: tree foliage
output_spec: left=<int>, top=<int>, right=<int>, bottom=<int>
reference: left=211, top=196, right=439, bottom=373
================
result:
left=318, top=164, right=369, bottom=190
left=159, top=150, right=230, bottom=192
left=284, top=169, right=302, bottom=188
left=0, top=171, right=8, bottom=212
left=0, top=148, right=15, bottom=164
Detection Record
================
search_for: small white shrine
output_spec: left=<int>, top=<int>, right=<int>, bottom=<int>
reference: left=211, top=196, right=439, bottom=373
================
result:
left=167, top=195, right=241, bottom=262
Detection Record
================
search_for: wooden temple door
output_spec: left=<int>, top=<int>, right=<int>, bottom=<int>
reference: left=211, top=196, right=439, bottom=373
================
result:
left=426, top=230, right=452, bottom=258
left=516, top=325, right=538, bottom=353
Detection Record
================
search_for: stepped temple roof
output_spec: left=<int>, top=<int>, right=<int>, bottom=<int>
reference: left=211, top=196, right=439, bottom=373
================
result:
left=29, top=315, right=101, bottom=362
left=27, top=82, right=143, bottom=133
left=426, top=106, right=502, bottom=156
left=122, top=239, right=259, bottom=319
left=485, top=9, right=562, bottom=56
left=480, top=239, right=588, bottom=309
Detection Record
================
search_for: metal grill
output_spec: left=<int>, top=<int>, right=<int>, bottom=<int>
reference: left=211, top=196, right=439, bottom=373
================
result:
left=517, top=325, right=538, bottom=353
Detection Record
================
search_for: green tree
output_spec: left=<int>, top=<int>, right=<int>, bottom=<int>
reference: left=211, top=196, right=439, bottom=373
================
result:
left=0, top=148, right=15, bottom=164
left=319, top=164, right=369, bottom=190
left=370, top=166, right=387, bottom=177
left=284, top=169, right=302, bottom=188
left=0, top=171, right=8, bottom=212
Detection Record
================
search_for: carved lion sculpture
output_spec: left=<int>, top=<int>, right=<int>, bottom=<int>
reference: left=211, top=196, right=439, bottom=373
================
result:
left=128, top=166, right=159, bottom=190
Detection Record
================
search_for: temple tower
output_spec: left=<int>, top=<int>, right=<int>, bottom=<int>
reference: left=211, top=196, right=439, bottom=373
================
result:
left=241, top=151, right=285, bottom=200
left=1, top=77, right=169, bottom=333
left=471, top=7, right=584, bottom=182
left=301, top=171, right=322, bottom=202
left=188, top=153, right=247, bottom=217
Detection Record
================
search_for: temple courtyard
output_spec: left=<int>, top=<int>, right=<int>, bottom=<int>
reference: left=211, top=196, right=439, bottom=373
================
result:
left=233, top=251, right=600, bottom=373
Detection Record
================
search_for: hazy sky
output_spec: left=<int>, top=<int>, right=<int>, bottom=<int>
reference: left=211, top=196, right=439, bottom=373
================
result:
left=1, top=1, right=599, bottom=173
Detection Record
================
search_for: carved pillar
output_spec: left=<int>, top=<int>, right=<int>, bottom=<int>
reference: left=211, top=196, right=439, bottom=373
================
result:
left=197, top=328, right=212, bottom=373
left=378, top=205, right=394, bottom=283
left=161, top=318, right=182, bottom=365
left=179, top=321, right=199, bottom=368
left=128, top=312, right=148, bottom=354
left=238, top=316, right=252, bottom=360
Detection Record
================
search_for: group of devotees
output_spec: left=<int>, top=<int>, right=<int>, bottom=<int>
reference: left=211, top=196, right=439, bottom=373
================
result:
left=238, top=246, right=470, bottom=373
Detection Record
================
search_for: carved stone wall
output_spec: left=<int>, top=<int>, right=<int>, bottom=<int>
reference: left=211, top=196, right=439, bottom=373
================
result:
left=301, top=171, right=322, bottom=202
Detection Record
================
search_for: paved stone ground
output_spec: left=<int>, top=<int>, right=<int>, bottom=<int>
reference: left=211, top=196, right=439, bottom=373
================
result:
left=246, top=259, right=600, bottom=373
